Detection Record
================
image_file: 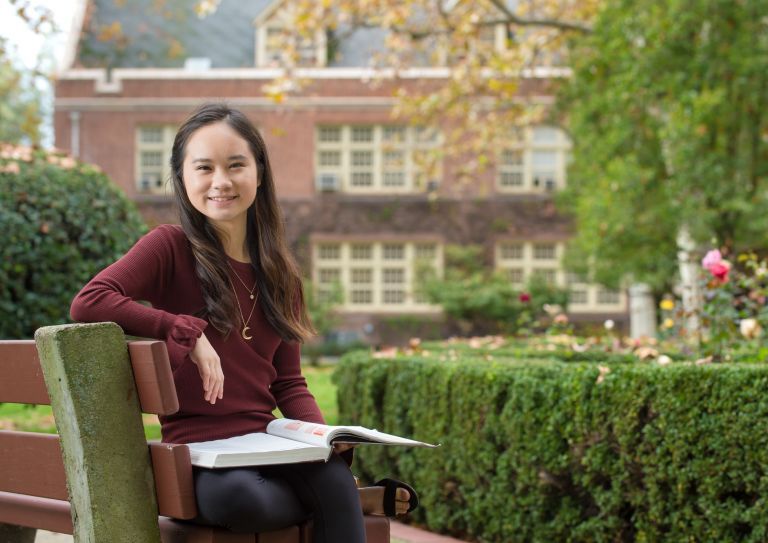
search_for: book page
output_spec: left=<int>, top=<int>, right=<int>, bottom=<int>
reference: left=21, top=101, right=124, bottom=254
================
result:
left=267, top=418, right=439, bottom=448
left=266, top=419, right=335, bottom=447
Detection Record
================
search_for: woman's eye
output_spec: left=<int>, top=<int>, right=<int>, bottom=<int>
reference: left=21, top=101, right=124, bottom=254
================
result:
left=230, top=162, right=244, bottom=168
left=196, top=165, right=211, bottom=171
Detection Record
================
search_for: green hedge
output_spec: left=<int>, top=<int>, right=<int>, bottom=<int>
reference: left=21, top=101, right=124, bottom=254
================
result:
left=334, top=352, right=768, bottom=542
left=1, top=147, right=147, bottom=338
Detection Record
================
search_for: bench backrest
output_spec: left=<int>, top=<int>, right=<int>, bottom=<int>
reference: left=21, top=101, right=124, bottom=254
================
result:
left=0, top=323, right=197, bottom=541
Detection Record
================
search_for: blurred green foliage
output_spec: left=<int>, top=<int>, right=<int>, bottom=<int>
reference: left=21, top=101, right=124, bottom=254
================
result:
left=560, top=0, right=768, bottom=294
left=0, top=147, right=147, bottom=338
left=417, top=244, right=570, bottom=336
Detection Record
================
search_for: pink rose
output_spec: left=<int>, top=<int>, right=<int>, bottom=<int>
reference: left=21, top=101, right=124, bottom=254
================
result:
left=519, top=292, right=531, bottom=303
left=701, top=249, right=722, bottom=270
left=709, top=261, right=731, bottom=283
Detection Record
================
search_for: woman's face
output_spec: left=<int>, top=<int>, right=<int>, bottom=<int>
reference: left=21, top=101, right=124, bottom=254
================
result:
left=182, top=121, right=259, bottom=232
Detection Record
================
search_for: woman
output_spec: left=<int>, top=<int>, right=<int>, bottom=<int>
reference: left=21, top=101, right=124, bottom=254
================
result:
left=71, top=103, right=416, bottom=541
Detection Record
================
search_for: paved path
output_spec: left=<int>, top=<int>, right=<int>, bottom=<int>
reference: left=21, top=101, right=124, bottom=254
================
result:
left=35, top=522, right=469, bottom=542
left=391, top=521, right=469, bottom=542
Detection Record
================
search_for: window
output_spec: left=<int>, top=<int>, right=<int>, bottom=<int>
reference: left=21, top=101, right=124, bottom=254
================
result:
left=496, top=125, right=571, bottom=193
left=351, top=244, right=373, bottom=260
left=315, top=125, right=441, bottom=193
left=415, top=244, right=437, bottom=260
left=317, top=244, right=341, bottom=260
left=313, top=241, right=442, bottom=311
left=597, top=289, right=621, bottom=305
left=382, top=244, right=405, bottom=260
left=316, top=267, right=341, bottom=302
left=135, top=125, right=176, bottom=195
left=533, top=243, right=557, bottom=260
left=507, top=268, right=524, bottom=284
left=499, top=243, right=524, bottom=260
left=256, top=6, right=327, bottom=68
left=495, top=241, right=626, bottom=313
left=570, top=289, right=589, bottom=304
left=499, top=149, right=524, bottom=188
left=533, top=269, right=557, bottom=285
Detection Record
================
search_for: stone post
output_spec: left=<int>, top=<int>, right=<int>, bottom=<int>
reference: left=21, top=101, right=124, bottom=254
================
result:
left=629, top=283, right=657, bottom=339
left=35, top=322, right=161, bottom=543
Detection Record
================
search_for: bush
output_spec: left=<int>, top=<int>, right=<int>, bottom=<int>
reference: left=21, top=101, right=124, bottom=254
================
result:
left=335, top=352, right=768, bottom=542
left=1, top=145, right=147, bottom=338
left=417, top=244, right=570, bottom=336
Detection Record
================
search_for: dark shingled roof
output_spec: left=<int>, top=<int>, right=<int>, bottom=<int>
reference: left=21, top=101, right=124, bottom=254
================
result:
left=77, top=0, right=273, bottom=68
left=76, top=0, right=519, bottom=69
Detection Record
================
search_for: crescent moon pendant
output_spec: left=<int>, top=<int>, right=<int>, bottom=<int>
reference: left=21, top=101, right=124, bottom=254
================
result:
left=242, top=326, right=253, bottom=340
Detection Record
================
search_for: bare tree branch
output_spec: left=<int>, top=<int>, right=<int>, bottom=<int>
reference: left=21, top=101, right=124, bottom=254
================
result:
left=487, top=0, right=592, bottom=33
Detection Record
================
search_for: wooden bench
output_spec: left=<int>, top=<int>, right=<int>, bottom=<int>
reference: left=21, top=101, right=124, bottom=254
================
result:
left=0, top=322, right=389, bottom=542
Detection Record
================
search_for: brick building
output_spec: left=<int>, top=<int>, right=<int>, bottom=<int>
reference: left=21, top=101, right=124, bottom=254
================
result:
left=54, top=0, right=628, bottom=343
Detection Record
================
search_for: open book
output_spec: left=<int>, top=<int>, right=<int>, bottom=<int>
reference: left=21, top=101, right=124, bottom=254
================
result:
left=186, top=418, right=439, bottom=468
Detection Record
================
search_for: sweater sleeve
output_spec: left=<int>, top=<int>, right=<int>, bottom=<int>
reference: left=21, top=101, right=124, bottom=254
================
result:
left=271, top=340, right=325, bottom=424
left=70, top=225, right=207, bottom=364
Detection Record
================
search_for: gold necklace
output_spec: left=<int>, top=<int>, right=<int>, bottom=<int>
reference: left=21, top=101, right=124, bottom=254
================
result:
left=228, top=276, right=258, bottom=340
left=228, top=262, right=257, bottom=300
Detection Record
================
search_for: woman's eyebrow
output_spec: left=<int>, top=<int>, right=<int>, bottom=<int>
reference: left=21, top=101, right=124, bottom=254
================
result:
left=191, top=155, right=248, bottom=163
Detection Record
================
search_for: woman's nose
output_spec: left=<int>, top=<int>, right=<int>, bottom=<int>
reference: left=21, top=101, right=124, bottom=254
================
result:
left=211, top=167, right=232, bottom=189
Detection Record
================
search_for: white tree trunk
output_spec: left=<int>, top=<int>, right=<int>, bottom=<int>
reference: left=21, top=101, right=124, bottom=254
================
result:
left=676, top=226, right=702, bottom=342
left=629, top=283, right=657, bottom=338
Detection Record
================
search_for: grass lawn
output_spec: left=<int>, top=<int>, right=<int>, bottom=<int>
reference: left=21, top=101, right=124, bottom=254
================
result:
left=0, top=364, right=338, bottom=437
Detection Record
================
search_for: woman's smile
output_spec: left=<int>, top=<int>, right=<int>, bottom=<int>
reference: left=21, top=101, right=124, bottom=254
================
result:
left=208, top=194, right=239, bottom=206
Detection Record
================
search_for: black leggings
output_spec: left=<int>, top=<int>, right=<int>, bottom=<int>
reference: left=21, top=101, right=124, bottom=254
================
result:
left=192, top=453, right=365, bottom=543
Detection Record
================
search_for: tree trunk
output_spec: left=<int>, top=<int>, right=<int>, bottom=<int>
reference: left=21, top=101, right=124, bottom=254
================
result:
left=676, top=226, right=702, bottom=344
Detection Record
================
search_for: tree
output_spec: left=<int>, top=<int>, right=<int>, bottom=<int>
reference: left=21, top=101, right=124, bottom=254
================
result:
left=559, top=0, right=768, bottom=295
left=270, top=0, right=596, bottom=173
left=1, top=0, right=57, bottom=145
left=0, top=37, right=43, bottom=145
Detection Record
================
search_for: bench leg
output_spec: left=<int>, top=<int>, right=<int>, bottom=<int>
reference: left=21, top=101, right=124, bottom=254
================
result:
left=0, top=524, right=36, bottom=543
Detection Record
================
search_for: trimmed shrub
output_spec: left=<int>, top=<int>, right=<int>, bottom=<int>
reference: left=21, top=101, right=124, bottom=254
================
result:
left=335, top=352, right=768, bottom=542
left=1, top=145, right=147, bottom=338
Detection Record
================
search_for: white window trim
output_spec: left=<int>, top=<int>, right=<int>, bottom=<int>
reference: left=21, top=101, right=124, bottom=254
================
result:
left=315, top=125, right=442, bottom=194
left=135, top=125, right=176, bottom=195
left=255, top=15, right=327, bottom=68
left=313, top=241, right=443, bottom=312
left=495, top=241, right=627, bottom=313
left=496, top=126, right=571, bottom=194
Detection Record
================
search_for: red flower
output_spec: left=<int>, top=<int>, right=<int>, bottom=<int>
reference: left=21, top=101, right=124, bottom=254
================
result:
left=709, top=261, right=730, bottom=283
left=519, top=292, right=531, bottom=303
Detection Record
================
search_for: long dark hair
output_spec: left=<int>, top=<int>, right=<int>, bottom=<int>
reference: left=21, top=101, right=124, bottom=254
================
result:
left=170, top=102, right=315, bottom=342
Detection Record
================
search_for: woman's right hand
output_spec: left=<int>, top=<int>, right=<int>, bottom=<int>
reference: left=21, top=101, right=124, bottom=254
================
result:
left=189, top=332, right=224, bottom=404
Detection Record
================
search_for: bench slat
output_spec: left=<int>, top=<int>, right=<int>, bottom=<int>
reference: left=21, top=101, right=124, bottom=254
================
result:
left=0, top=341, right=50, bottom=405
left=0, top=432, right=67, bottom=500
left=0, top=493, right=298, bottom=543
left=129, top=341, right=180, bottom=416
left=0, top=432, right=197, bottom=520
left=0, top=339, right=179, bottom=415
left=0, top=492, right=72, bottom=534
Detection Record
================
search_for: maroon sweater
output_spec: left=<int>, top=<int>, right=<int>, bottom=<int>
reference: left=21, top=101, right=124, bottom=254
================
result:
left=70, top=224, right=324, bottom=444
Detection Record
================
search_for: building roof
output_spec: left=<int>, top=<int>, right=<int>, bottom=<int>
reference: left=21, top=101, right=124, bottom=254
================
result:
left=75, top=0, right=518, bottom=69
left=77, top=0, right=274, bottom=68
